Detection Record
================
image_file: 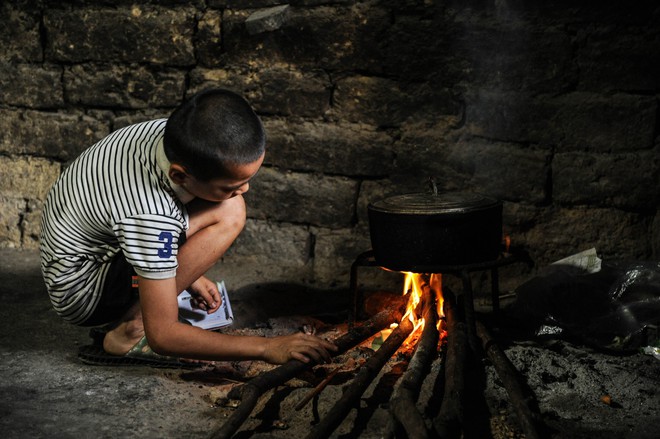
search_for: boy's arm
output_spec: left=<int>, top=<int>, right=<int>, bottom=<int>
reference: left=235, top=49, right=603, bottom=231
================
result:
left=138, top=276, right=337, bottom=363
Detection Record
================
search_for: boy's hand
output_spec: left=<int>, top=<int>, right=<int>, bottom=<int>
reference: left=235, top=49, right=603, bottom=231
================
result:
left=262, top=333, right=338, bottom=365
left=188, top=276, right=222, bottom=314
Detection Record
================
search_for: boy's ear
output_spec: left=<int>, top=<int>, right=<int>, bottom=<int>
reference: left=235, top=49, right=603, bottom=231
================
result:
left=168, top=163, right=190, bottom=185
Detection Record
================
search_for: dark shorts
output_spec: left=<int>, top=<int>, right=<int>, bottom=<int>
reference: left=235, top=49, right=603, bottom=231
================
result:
left=80, top=254, right=138, bottom=327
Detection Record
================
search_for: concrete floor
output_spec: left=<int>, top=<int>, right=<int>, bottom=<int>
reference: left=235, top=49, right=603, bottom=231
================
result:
left=0, top=249, right=220, bottom=438
left=0, top=248, right=351, bottom=439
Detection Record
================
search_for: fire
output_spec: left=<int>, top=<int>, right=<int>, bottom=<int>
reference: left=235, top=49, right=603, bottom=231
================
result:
left=372, top=271, right=445, bottom=350
left=504, top=234, right=511, bottom=253
left=402, top=272, right=444, bottom=331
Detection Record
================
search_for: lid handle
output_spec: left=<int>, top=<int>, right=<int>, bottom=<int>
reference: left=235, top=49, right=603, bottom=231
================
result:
left=428, top=176, right=438, bottom=196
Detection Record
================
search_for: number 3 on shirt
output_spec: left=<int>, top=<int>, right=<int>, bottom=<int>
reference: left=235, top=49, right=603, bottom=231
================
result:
left=158, top=231, right=174, bottom=258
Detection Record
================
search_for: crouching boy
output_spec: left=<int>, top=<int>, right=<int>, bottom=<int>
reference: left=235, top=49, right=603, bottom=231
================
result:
left=40, top=88, right=337, bottom=367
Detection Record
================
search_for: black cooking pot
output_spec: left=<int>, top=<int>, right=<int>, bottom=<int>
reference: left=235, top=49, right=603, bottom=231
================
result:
left=367, top=192, right=503, bottom=272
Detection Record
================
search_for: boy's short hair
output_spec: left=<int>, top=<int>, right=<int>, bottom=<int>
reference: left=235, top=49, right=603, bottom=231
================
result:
left=163, top=88, right=266, bottom=181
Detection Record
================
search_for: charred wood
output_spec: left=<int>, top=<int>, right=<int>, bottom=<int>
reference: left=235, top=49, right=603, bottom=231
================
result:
left=304, top=315, right=415, bottom=439
left=294, top=366, right=341, bottom=411
left=389, top=287, right=440, bottom=439
left=209, top=305, right=405, bottom=439
left=433, top=289, right=467, bottom=439
left=476, top=320, right=544, bottom=439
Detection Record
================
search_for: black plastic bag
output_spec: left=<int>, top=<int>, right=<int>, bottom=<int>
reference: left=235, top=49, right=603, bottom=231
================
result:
left=509, top=260, right=660, bottom=352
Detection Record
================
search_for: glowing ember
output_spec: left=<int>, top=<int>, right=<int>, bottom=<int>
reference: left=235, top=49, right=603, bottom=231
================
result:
left=504, top=235, right=511, bottom=253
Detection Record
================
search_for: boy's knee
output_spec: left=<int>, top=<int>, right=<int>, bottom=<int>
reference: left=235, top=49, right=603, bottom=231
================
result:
left=221, top=195, right=247, bottom=232
left=207, top=195, right=247, bottom=236
left=187, top=195, right=247, bottom=239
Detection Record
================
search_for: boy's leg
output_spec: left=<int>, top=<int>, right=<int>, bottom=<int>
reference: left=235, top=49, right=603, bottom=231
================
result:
left=174, top=195, right=247, bottom=293
left=81, top=254, right=137, bottom=328
left=103, top=195, right=247, bottom=355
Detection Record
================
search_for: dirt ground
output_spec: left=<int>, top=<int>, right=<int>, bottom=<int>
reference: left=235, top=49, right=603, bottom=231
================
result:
left=484, top=339, right=660, bottom=439
left=185, top=307, right=660, bottom=439
left=1, top=249, right=658, bottom=439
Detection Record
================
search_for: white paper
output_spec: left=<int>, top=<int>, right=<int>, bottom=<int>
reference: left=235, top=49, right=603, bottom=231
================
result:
left=551, top=247, right=602, bottom=273
left=178, top=280, right=234, bottom=330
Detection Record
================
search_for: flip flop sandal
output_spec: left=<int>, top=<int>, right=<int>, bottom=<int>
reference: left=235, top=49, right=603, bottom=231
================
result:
left=87, top=317, right=192, bottom=347
left=77, top=336, right=202, bottom=369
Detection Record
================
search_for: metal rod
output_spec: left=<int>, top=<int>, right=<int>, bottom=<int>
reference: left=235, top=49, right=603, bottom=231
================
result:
left=490, top=268, right=500, bottom=314
left=349, top=250, right=378, bottom=325
left=459, top=269, right=480, bottom=355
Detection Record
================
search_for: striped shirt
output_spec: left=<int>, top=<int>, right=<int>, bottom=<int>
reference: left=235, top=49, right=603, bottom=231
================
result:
left=40, top=119, right=190, bottom=324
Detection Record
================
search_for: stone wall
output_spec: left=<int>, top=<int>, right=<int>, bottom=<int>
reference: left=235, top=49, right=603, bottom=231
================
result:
left=1, top=0, right=659, bottom=290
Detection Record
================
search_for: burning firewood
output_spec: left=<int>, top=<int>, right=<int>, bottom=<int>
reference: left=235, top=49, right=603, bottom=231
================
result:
left=389, top=285, right=441, bottom=439
left=209, top=304, right=406, bottom=439
left=209, top=265, right=546, bottom=439
left=433, top=288, right=468, bottom=439
left=304, top=314, right=415, bottom=439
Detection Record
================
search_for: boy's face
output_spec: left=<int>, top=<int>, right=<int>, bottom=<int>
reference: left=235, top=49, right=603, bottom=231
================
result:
left=170, top=153, right=264, bottom=203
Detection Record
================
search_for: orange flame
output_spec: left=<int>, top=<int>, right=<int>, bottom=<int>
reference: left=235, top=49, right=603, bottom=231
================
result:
left=504, top=235, right=511, bottom=253
left=402, top=272, right=444, bottom=332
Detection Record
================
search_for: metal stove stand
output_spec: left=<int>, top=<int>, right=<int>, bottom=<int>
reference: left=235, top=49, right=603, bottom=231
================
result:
left=349, top=249, right=531, bottom=349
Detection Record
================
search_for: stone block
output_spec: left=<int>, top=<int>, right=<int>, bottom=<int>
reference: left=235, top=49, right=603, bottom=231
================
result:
left=195, top=10, right=223, bottom=66
left=0, top=110, right=109, bottom=161
left=21, top=199, right=43, bottom=249
left=333, top=76, right=461, bottom=126
left=465, top=91, right=657, bottom=152
left=212, top=219, right=314, bottom=288
left=312, top=226, right=403, bottom=291
left=0, top=1, right=41, bottom=62
left=44, top=6, right=196, bottom=65
left=0, top=63, right=64, bottom=108
left=445, top=140, right=551, bottom=204
left=388, top=122, right=467, bottom=194
left=189, top=67, right=331, bottom=117
left=0, top=156, right=61, bottom=201
left=520, top=206, right=652, bottom=266
left=0, top=159, right=57, bottom=249
left=220, top=5, right=390, bottom=72
left=453, top=20, right=577, bottom=92
left=502, top=202, right=544, bottom=235
left=188, top=68, right=241, bottom=93
left=579, top=28, right=660, bottom=92
left=257, top=68, right=332, bottom=117
left=545, top=93, right=657, bottom=152
left=0, top=196, right=24, bottom=249
left=64, top=64, right=186, bottom=109
left=356, top=180, right=402, bottom=228
left=225, top=219, right=312, bottom=265
left=244, top=167, right=359, bottom=228
left=263, top=119, right=394, bottom=176
left=311, top=227, right=371, bottom=287
left=553, top=151, right=659, bottom=211
left=375, top=13, right=458, bottom=82
left=464, top=90, right=541, bottom=143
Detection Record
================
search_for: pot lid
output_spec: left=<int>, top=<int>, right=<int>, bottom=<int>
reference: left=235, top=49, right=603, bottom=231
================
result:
left=368, top=192, right=501, bottom=215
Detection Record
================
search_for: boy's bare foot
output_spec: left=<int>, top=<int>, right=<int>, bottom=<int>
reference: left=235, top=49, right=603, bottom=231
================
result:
left=102, top=302, right=145, bottom=356
left=103, top=318, right=145, bottom=356
left=101, top=303, right=211, bottom=365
